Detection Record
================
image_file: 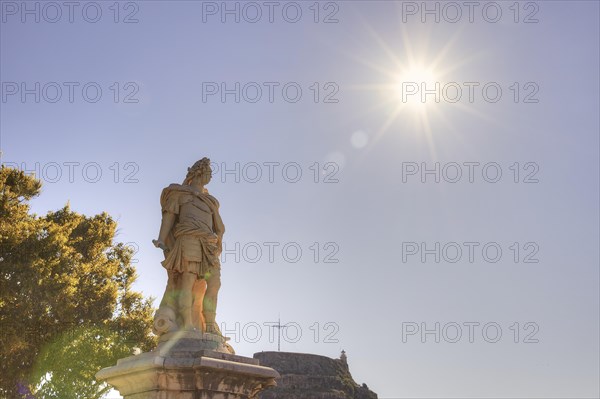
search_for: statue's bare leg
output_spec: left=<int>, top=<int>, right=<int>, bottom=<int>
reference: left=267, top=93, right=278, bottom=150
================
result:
left=179, top=271, right=196, bottom=330
left=203, top=267, right=221, bottom=335
left=158, top=271, right=177, bottom=310
left=192, top=279, right=207, bottom=332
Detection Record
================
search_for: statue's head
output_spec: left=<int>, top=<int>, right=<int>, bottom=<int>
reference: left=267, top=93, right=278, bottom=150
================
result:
left=183, top=157, right=212, bottom=186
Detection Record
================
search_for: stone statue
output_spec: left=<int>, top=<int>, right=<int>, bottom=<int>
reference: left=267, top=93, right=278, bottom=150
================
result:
left=97, top=157, right=280, bottom=398
left=152, top=158, right=224, bottom=336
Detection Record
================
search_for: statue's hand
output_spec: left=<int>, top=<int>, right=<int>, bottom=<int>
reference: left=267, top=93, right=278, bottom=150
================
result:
left=152, top=239, right=169, bottom=252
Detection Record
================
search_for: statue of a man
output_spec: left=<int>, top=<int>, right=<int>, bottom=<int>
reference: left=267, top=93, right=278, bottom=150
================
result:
left=152, top=158, right=224, bottom=335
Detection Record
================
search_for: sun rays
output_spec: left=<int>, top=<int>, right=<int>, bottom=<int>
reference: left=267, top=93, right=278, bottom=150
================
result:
left=342, top=12, right=484, bottom=159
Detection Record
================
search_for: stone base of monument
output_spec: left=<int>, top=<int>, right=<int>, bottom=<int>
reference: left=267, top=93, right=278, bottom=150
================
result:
left=96, top=331, right=279, bottom=399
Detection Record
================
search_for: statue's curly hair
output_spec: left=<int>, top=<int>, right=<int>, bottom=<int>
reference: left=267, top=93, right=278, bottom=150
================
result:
left=183, top=157, right=212, bottom=185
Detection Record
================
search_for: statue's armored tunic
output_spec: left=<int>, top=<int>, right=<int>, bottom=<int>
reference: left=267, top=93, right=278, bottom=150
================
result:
left=160, top=183, right=224, bottom=278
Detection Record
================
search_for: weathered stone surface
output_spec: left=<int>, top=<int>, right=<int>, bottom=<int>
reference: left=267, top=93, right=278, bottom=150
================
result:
left=96, top=336, right=279, bottom=398
left=253, top=352, right=377, bottom=399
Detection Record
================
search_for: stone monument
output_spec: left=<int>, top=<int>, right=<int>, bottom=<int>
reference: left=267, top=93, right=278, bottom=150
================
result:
left=96, top=158, right=279, bottom=398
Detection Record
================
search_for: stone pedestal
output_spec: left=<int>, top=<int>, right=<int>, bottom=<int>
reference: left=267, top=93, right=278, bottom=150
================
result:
left=96, top=332, right=279, bottom=399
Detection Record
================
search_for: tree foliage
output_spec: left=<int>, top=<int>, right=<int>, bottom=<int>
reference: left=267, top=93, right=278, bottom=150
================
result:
left=0, top=166, right=156, bottom=398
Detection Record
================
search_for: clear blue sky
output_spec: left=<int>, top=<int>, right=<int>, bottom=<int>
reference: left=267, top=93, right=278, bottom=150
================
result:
left=1, top=1, right=599, bottom=397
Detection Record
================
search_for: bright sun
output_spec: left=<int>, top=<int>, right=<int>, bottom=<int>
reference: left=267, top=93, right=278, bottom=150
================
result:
left=395, top=64, right=439, bottom=107
left=343, top=20, right=472, bottom=150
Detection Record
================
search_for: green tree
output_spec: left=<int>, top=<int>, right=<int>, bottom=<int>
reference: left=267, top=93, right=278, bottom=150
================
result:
left=0, top=166, right=156, bottom=398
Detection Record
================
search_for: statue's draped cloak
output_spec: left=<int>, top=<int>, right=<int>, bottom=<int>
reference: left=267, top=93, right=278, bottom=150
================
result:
left=160, top=184, right=224, bottom=277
